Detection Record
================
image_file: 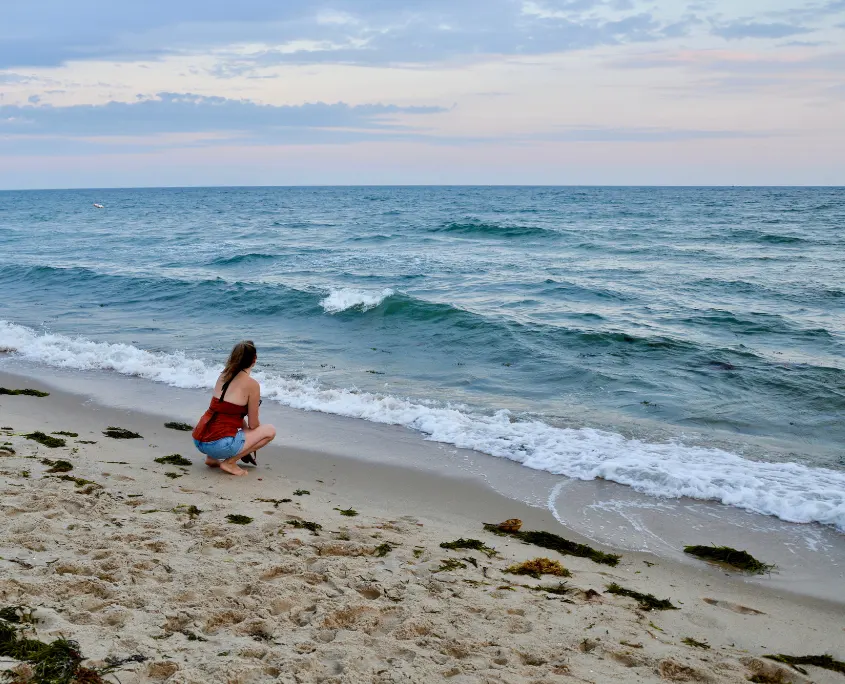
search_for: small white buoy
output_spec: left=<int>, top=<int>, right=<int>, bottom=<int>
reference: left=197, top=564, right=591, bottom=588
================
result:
left=93, top=203, right=104, bottom=209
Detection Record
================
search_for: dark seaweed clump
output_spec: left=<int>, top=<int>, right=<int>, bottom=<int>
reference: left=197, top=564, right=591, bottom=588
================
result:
left=505, top=558, right=570, bottom=579
left=255, top=498, right=292, bottom=508
left=374, top=543, right=392, bottom=557
left=25, top=432, right=66, bottom=448
left=103, top=426, right=142, bottom=439
left=0, top=606, right=36, bottom=624
left=605, top=583, right=677, bottom=611
left=52, top=431, right=78, bottom=438
left=173, top=504, right=202, bottom=519
left=287, top=520, right=322, bottom=534
left=41, top=458, right=74, bottom=473
left=293, top=489, right=310, bottom=496
left=682, top=637, right=710, bottom=649
left=483, top=522, right=621, bottom=566
left=536, top=582, right=571, bottom=595
left=335, top=507, right=359, bottom=517
left=433, top=558, right=467, bottom=573
left=440, top=538, right=498, bottom=558
left=154, top=454, right=192, bottom=466
left=226, top=514, right=253, bottom=525
left=53, top=475, right=101, bottom=491
left=0, top=387, right=49, bottom=397
left=683, top=545, right=775, bottom=574
left=763, top=654, right=845, bottom=676
left=164, top=421, right=194, bottom=431
left=0, top=613, right=109, bottom=684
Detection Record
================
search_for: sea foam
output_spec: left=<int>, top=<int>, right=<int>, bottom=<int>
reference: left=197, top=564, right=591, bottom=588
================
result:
left=320, top=288, right=394, bottom=313
left=2, top=320, right=843, bottom=532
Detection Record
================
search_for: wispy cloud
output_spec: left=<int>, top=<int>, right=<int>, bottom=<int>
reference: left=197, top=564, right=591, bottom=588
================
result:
left=0, top=0, right=696, bottom=70
left=711, top=21, right=813, bottom=40
left=530, top=125, right=771, bottom=142
left=0, top=93, right=449, bottom=154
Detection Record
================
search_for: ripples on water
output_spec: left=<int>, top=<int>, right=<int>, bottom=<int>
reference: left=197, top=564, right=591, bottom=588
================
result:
left=1, top=186, right=843, bottom=529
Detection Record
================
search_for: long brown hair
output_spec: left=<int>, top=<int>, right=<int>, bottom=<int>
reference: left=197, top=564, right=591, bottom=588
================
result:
left=221, top=340, right=257, bottom=384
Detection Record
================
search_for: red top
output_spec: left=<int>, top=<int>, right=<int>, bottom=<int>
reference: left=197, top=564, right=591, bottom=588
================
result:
left=192, top=396, right=248, bottom=442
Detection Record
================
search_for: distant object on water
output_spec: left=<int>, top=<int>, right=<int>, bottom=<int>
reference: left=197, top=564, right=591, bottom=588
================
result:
left=93, top=203, right=104, bottom=209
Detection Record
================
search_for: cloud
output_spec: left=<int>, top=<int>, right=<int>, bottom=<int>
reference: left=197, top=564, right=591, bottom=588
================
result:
left=0, top=93, right=444, bottom=135
left=0, top=93, right=450, bottom=154
left=0, top=0, right=696, bottom=69
left=711, top=21, right=813, bottom=40
left=610, top=49, right=845, bottom=74
left=530, top=125, right=769, bottom=142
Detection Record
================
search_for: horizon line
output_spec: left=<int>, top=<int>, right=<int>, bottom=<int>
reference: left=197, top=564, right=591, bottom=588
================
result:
left=2, top=183, right=844, bottom=192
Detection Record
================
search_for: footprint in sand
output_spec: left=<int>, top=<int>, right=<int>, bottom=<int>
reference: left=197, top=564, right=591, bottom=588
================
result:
left=702, top=597, right=765, bottom=615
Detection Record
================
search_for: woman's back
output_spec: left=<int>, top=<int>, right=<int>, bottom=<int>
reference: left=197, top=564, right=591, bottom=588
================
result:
left=214, top=371, right=254, bottom=406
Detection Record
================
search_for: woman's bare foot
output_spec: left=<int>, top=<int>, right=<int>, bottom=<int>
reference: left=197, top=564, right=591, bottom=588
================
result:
left=205, top=458, right=221, bottom=468
left=220, top=461, right=248, bottom=476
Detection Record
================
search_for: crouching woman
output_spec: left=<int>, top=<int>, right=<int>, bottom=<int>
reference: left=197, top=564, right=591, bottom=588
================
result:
left=192, top=340, right=276, bottom=476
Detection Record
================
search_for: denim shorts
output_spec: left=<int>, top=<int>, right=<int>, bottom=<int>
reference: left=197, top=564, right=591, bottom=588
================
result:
left=193, top=430, right=246, bottom=460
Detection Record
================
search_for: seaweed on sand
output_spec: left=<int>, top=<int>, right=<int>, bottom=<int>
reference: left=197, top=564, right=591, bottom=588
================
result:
left=0, top=606, right=37, bottom=624
left=24, top=432, right=66, bottom=448
left=374, top=543, right=393, bottom=557
left=763, top=654, right=845, bottom=676
left=683, top=545, right=775, bottom=574
left=0, top=387, right=49, bottom=397
left=0, top=614, right=109, bottom=684
left=287, top=520, right=322, bottom=534
left=0, top=445, right=15, bottom=455
left=164, top=421, right=193, bottom=431
left=440, top=538, right=498, bottom=558
left=440, top=537, right=498, bottom=558
left=103, top=426, right=142, bottom=439
left=433, top=558, right=467, bottom=573
left=53, top=475, right=101, bottom=491
left=605, top=583, right=677, bottom=611
left=682, top=637, right=710, bottom=649
left=41, top=458, right=74, bottom=473
left=226, top=514, right=253, bottom=525
left=335, top=507, right=359, bottom=517
left=165, top=472, right=182, bottom=479
left=255, top=498, right=292, bottom=508
left=505, top=558, right=571, bottom=579
left=536, top=582, right=571, bottom=595
left=154, top=454, right=192, bottom=466
left=483, top=521, right=621, bottom=566
left=293, top=489, right=310, bottom=496
left=51, top=431, right=78, bottom=438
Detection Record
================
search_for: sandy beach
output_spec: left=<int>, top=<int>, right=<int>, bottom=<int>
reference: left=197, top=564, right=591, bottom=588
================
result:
left=1, top=369, right=844, bottom=684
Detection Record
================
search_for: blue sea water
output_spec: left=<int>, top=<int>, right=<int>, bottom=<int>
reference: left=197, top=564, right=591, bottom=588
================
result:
left=1, top=186, right=843, bottom=530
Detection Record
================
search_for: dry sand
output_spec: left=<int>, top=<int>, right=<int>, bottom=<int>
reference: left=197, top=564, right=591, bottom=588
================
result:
left=1, top=373, right=843, bottom=683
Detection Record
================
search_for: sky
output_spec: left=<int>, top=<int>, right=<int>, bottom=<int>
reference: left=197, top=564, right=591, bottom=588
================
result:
left=1, top=0, right=844, bottom=187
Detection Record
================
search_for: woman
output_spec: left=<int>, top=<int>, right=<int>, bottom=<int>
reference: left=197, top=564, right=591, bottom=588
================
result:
left=192, top=340, right=277, bottom=476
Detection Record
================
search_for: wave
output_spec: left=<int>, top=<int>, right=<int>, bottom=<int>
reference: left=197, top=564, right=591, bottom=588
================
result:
left=729, top=229, right=812, bottom=245
left=430, top=221, right=555, bottom=239
left=1, top=320, right=843, bottom=532
left=210, top=253, right=278, bottom=266
left=320, top=288, right=395, bottom=314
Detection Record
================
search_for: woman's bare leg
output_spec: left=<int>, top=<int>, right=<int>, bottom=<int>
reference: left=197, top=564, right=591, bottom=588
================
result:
left=218, top=424, right=276, bottom=476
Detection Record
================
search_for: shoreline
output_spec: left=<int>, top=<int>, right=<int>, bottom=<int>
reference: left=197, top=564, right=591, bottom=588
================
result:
left=2, top=362, right=844, bottom=602
left=1, top=368, right=844, bottom=682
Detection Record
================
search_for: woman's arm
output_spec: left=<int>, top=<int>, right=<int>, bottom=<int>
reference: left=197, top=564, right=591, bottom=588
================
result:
left=247, top=380, right=261, bottom=429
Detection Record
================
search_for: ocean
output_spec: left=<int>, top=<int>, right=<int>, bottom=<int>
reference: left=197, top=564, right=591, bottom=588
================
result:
left=1, top=186, right=843, bottom=532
